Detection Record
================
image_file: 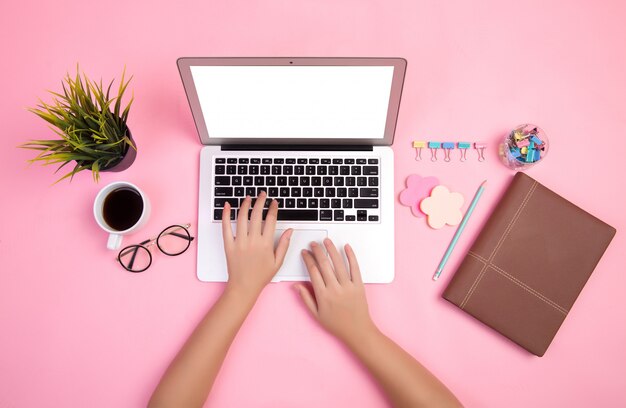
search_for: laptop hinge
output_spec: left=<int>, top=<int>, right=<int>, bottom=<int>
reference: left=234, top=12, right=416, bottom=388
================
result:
left=221, top=144, right=373, bottom=151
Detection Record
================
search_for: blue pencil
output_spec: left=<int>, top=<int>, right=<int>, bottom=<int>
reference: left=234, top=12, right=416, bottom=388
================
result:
left=433, top=180, right=487, bottom=281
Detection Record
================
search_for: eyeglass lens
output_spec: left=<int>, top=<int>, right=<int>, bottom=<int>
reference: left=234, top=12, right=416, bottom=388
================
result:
left=157, top=225, right=193, bottom=256
left=118, top=245, right=152, bottom=272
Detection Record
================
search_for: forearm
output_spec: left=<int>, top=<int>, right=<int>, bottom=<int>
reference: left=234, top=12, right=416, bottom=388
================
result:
left=148, top=287, right=258, bottom=408
left=346, top=328, right=462, bottom=408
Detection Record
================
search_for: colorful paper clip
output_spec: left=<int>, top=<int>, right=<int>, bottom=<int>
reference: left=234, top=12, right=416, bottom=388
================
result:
left=474, top=142, right=487, bottom=162
left=457, top=142, right=471, bottom=162
left=442, top=142, right=455, bottom=162
left=428, top=142, right=441, bottom=162
left=412, top=141, right=426, bottom=161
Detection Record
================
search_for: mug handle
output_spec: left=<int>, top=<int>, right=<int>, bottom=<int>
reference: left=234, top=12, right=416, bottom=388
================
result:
left=107, top=233, right=123, bottom=250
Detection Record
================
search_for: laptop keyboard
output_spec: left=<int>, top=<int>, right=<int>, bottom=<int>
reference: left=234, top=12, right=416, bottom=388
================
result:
left=212, top=156, right=380, bottom=222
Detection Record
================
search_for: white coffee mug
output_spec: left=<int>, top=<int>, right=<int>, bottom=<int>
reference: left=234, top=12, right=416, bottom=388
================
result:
left=93, top=181, right=151, bottom=250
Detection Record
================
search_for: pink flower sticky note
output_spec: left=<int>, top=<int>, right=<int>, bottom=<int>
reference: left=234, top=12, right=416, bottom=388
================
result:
left=399, top=174, right=440, bottom=217
left=420, top=185, right=464, bottom=229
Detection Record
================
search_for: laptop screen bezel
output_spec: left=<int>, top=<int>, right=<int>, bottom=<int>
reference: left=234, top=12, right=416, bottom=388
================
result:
left=177, top=57, right=406, bottom=146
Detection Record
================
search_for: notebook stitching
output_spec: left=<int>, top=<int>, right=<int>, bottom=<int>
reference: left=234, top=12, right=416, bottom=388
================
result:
left=460, top=181, right=537, bottom=309
left=467, top=251, right=569, bottom=314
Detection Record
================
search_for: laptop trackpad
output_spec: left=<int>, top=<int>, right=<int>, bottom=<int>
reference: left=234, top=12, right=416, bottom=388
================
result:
left=273, top=229, right=328, bottom=281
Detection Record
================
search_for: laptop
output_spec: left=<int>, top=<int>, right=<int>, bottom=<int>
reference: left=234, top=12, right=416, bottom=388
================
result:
left=177, top=57, right=407, bottom=283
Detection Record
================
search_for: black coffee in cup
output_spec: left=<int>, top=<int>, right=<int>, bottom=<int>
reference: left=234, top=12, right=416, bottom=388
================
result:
left=103, top=187, right=144, bottom=231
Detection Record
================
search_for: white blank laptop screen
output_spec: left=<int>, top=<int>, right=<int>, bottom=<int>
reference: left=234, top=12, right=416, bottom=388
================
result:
left=189, top=65, right=395, bottom=139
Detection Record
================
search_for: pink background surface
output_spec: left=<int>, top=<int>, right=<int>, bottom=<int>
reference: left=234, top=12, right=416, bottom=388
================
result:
left=1, top=1, right=625, bottom=406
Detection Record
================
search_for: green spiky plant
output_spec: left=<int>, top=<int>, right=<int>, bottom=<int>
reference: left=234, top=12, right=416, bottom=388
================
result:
left=20, top=67, right=135, bottom=183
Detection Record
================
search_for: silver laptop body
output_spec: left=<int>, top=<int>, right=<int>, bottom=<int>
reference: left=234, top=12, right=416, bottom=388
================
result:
left=177, top=57, right=407, bottom=283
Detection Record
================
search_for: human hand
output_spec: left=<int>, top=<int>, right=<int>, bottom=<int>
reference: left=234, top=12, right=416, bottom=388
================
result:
left=295, top=239, right=377, bottom=347
left=222, top=192, right=293, bottom=299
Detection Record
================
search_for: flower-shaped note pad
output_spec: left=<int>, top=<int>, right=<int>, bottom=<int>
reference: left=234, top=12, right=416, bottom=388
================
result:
left=399, top=174, right=440, bottom=217
left=420, top=185, right=464, bottom=229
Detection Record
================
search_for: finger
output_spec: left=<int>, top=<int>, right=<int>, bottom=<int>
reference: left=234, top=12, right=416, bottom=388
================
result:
left=345, top=244, right=363, bottom=285
left=237, top=196, right=251, bottom=237
left=294, top=284, right=319, bottom=318
left=274, top=228, right=293, bottom=268
left=221, top=202, right=234, bottom=249
left=323, top=238, right=349, bottom=284
left=249, top=191, right=267, bottom=236
left=301, top=249, right=325, bottom=291
left=263, top=199, right=279, bottom=238
left=310, top=241, right=339, bottom=288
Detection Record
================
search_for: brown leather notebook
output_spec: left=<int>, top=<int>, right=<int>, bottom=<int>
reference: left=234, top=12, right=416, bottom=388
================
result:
left=443, top=173, right=616, bottom=356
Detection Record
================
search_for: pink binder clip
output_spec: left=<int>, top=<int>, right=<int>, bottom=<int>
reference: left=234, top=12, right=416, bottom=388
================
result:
left=474, top=142, right=487, bottom=162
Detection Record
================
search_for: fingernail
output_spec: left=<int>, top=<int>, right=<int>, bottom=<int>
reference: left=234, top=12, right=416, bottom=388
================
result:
left=310, top=241, right=317, bottom=248
left=286, top=229, right=294, bottom=239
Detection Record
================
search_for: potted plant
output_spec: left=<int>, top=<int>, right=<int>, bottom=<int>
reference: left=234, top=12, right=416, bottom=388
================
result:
left=20, top=67, right=135, bottom=183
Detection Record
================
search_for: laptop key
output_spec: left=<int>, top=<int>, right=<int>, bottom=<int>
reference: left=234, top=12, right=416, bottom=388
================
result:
left=356, top=158, right=366, bottom=164
left=260, top=165, right=270, bottom=175
left=303, top=188, right=313, bottom=197
left=348, top=188, right=358, bottom=197
left=363, top=166, right=378, bottom=175
left=254, top=176, right=264, bottom=185
left=360, top=188, right=379, bottom=197
left=283, top=166, right=293, bottom=175
left=271, top=166, right=281, bottom=175
left=357, top=210, right=367, bottom=221
left=337, top=188, right=347, bottom=198
left=351, top=167, right=361, bottom=175
left=309, top=158, right=320, bottom=164
left=345, top=159, right=355, bottom=164
left=320, top=210, right=332, bottom=221
left=215, top=165, right=225, bottom=175
left=297, top=158, right=307, bottom=164
left=332, top=158, right=343, bottom=164
left=262, top=158, right=272, bottom=164
left=295, top=165, right=304, bottom=175
left=266, top=176, right=276, bottom=186
left=274, top=158, right=284, bottom=164
left=314, top=188, right=324, bottom=197
left=333, top=210, right=344, bottom=221
left=346, top=177, right=356, bottom=186
left=308, top=198, right=319, bottom=208
left=321, top=158, right=331, bottom=164
left=297, top=198, right=307, bottom=208
left=216, top=158, right=226, bottom=164
left=368, top=158, right=379, bottom=164
left=357, top=177, right=367, bottom=186
left=249, top=165, right=259, bottom=175
left=317, top=166, right=327, bottom=175
left=320, top=199, right=330, bottom=208
left=227, top=158, right=237, bottom=164
left=234, top=187, right=244, bottom=196
left=238, top=158, right=249, bottom=164
left=342, top=198, right=353, bottom=208
left=277, top=176, right=286, bottom=186
left=232, top=176, right=242, bottom=186
left=286, top=198, right=296, bottom=208
left=340, top=166, right=350, bottom=175
left=323, top=177, right=333, bottom=186
left=300, top=176, right=310, bottom=186
left=226, top=165, right=236, bottom=175
left=346, top=215, right=356, bottom=221
left=246, top=187, right=256, bottom=196
left=334, top=177, right=344, bottom=186
left=368, top=215, right=379, bottom=221
left=215, top=176, right=230, bottom=185
left=214, top=197, right=239, bottom=208
left=329, top=166, right=338, bottom=175
left=269, top=187, right=278, bottom=197
left=288, top=176, right=299, bottom=186
left=277, top=209, right=318, bottom=221
left=286, top=158, right=296, bottom=164
left=243, top=176, right=253, bottom=185
left=331, top=199, right=341, bottom=208
left=237, top=165, right=247, bottom=175
left=251, top=158, right=261, bottom=164
left=312, top=177, right=322, bottom=186
left=291, top=187, right=302, bottom=197
left=325, top=187, right=335, bottom=197
left=214, top=209, right=235, bottom=220
left=355, top=199, right=378, bottom=208
left=306, top=166, right=316, bottom=175
left=368, top=177, right=379, bottom=186
left=280, top=187, right=290, bottom=197
left=215, top=187, right=233, bottom=196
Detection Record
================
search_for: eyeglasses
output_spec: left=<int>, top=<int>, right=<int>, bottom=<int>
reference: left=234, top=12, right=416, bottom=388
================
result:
left=117, top=224, right=195, bottom=272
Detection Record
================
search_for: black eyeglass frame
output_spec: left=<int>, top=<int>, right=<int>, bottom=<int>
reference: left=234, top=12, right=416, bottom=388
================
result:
left=117, top=224, right=195, bottom=273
